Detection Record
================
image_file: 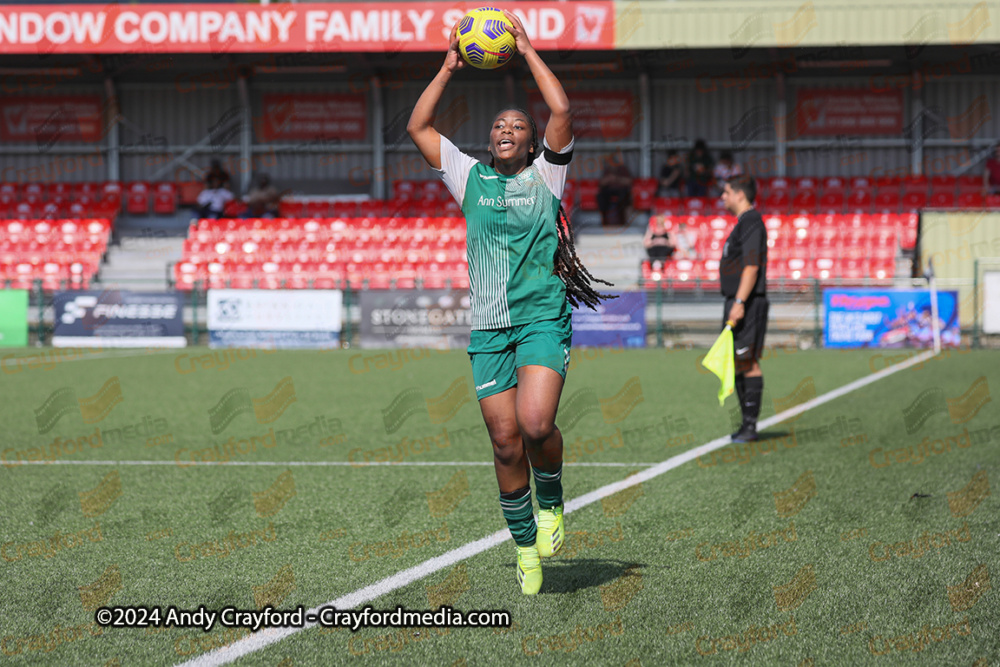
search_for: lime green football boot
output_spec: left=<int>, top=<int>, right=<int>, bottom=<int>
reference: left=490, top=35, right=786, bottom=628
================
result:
left=516, top=544, right=543, bottom=595
left=536, top=504, right=565, bottom=558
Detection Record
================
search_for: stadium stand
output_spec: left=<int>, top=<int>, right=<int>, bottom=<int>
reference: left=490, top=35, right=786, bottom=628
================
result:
left=0, top=219, right=111, bottom=290
left=172, top=216, right=469, bottom=291
left=639, top=213, right=916, bottom=289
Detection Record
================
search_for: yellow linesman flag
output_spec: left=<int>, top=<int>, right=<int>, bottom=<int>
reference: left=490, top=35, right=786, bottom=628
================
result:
left=702, top=322, right=735, bottom=406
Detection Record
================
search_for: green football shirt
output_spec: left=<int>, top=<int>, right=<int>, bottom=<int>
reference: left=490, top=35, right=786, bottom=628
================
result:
left=436, top=134, right=574, bottom=331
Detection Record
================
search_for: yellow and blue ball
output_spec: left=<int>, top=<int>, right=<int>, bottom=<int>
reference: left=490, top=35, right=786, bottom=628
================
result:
left=457, top=7, right=516, bottom=70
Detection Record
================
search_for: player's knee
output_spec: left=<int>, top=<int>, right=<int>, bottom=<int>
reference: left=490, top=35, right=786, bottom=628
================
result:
left=519, top=416, right=555, bottom=446
left=491, top=435, right=522, bottom=466
left=488, top=425, right=521, bottom=459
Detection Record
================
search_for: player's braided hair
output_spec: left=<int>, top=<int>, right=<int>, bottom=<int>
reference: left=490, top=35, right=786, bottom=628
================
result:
left=489, top=108, right=616, bottom=310
left=554, top=203, right=617, bottom=310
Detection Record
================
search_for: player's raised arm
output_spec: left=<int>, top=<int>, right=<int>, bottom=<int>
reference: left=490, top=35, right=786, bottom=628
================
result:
left=407, top=23, right=466, bottom=170
left=503, top=10, right=572, bottom=152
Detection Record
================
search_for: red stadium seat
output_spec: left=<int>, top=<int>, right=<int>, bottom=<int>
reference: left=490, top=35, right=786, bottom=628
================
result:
left=930, top=175, right=957, bottom=192
left=818, top=192, right=845, bottom=214
left=769, top=177, right=791, bottom=193
left=178, top=182, right=202, bottom=206
left=870, top=259, right=894, bottom=281
left=986, top=194, right=1000, bottom=208
left=103, top=181, right=124, bottom=198
left=14, top=202, right=35, bottom=219
left=901, top=176, right=928, bottom=194
left=684, top=197, right=711, bottom=215
left=305, top=201, right=329, bottom=218
left=393, top=180, right=420, bottom=199
left=929, top=191, right=955, bottom=208
left=873, top=191, right=900, bottom=213
left=791, top=191, right=818, bottom=214
left=278, top=200, right=305, bottom=218
left=127, top=191, right=151, bottom=215
left=785, top=258, right=810, bottom=281
left=154, top=187, right=177, bottom=215
left=578, top=180, right=599, bottom=211
left=957, top=176, right=981, bottom=193
left=837, top=258, right=869, bottom=282
left=631, top=178, right=658, bottom=211
left=763, top=189, right=791, bottom=212
left=40, top=202, right=63, bottom=219
left=846, top=190, right=872, bottom=213
left=814, top=257, right=836, bottom=281
left=23, top=183, right=45, bottom=201
left=791, top=177, right=817, bottom=193
left=223, top=200, right=247, bottom=218
left=958, top=192, right=984, bottom=209
left=359, top=200, right=384, bottom=217
left=873, top=176, right=900, bottom=192
left=332, top=201, right=358, bottom=218
left=822, top=177, right=846, bottom=193
left=49, top=183, right=73, bottom=199
left=901, top=191, right=927, bottom=211
left=74, top=183, right=101, bottom=200
left=653, top=197, right=682, bottom=215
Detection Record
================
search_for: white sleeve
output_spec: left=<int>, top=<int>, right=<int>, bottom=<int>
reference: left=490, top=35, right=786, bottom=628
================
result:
left=433, top=135, right=479, bottom=207
left=534, top=135, right=574, bottom=200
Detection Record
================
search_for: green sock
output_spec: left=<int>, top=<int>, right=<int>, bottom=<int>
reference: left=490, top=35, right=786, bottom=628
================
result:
left=499, top=487, right=537, bottom=547
left=532, top=465, right=563, bottom=510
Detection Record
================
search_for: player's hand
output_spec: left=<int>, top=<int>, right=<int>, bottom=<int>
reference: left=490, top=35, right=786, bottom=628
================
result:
left=728, top=301, right=745, bottom=324
left=502, top=10, right=533, bottom=55
left=442, top=22, right=466, bottom=73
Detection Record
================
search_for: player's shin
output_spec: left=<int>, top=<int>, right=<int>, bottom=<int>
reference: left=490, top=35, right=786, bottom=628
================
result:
left=499, top=487, right=537, bottom=546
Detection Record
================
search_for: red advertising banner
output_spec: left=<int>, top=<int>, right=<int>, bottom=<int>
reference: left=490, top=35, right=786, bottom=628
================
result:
left=795, top=89, right=904, bottom=136
left=0, top=3, right=615, bottom=54
left=0, top=95, right=103, bottom=144
left=261, top=94, right=366, bottom=141
left=528, top=91, right=635, bottom=141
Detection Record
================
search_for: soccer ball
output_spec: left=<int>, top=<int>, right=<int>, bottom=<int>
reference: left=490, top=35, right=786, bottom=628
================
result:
left=456, top=7, right=516, bottom=70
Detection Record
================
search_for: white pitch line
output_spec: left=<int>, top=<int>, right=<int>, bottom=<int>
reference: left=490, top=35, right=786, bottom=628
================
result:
left=178, top=348, right=936, bottom=667
left=9, top=460, right=654, bottom=468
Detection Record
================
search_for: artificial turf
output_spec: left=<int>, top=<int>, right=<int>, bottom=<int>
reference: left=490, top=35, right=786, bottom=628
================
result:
left=0, top=346, right=996, bottom=666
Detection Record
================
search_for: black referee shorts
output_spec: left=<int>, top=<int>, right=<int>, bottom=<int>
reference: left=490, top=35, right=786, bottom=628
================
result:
left=723, top=296, right=770, bottom=362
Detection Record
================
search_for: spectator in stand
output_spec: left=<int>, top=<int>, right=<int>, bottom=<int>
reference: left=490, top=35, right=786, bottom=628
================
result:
left=196, top=173, right=233, bottom=219
left=657, top=150, right=684, bottom=197
left=597, top=157, right=633, bottom=227
left=673, top=221, right=698, bottom=259
left=712, top=151, right=743, bottom=195
left=643, top=216, right=675, bottom=269
left=686, top=139, right=715, bottom=197
left=244, top=173, right=282, bottom=218
left=205, top=159, right=232, bottom=191
left=984, top=143, right=1000, bottom=194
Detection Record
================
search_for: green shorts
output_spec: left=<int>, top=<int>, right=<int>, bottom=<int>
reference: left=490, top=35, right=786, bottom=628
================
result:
left=468, top=316, right=573, bottom=401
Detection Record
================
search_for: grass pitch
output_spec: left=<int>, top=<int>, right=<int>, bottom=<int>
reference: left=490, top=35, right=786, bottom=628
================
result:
left=0, top=345, right=997, bottom=666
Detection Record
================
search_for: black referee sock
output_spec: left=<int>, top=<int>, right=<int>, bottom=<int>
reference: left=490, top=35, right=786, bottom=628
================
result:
left=743, top=376, right=763, bottom=428
left=735, top=374, right=747, bottom=408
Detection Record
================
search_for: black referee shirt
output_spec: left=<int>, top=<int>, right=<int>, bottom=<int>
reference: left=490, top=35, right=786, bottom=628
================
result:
left=720, top=208, right=767, bottom=297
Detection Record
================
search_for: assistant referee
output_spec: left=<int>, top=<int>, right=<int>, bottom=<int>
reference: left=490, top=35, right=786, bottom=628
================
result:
left=719, top=175, right=769, bottom=443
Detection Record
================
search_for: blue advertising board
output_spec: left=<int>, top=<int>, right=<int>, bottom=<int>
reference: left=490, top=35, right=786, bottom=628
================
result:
left=571, top=292, right=646, bottom=348
left=823, top=288, right=960, bottom=348
left=52, top=291, right=186, bottom=347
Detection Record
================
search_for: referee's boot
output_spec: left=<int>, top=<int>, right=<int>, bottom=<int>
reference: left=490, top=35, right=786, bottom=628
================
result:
left=731, top=423, right=758, bottom=443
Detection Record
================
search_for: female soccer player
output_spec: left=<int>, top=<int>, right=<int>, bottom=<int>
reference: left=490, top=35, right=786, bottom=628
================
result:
left=407, top=12, right=614, bottom=595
